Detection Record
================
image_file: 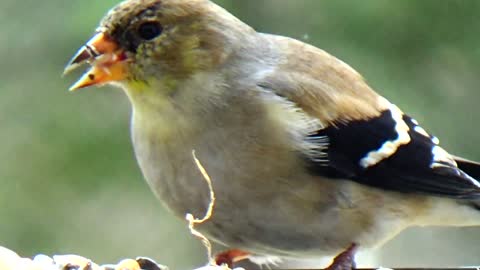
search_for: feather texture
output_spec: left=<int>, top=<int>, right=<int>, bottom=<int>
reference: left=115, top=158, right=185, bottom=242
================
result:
left=302, top=106, right=480, bottom=199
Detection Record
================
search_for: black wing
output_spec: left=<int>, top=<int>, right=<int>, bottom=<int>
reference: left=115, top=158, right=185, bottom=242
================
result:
left=306, top=107, right=480, bottom=199
left=455, top=156, right=480, bottom=181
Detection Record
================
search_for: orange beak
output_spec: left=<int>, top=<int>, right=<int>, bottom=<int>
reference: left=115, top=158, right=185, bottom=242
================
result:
left=64, top=32, right=128, bottom=91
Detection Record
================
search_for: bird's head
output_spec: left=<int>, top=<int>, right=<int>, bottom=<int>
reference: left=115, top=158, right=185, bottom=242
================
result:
left=64, top=0, right=253, bottom=93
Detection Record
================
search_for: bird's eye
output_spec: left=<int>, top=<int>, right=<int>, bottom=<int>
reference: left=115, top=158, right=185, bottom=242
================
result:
left=137, top=22, right=163, bottom=40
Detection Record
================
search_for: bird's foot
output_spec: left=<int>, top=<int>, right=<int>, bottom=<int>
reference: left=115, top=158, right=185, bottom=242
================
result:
left=324, top=243, right=358, bottom=270
left=214, top=249, right=251, bottom=268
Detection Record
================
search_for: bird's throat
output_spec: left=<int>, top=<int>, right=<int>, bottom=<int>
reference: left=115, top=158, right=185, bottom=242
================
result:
left=123, top=81, right=195, bottom=144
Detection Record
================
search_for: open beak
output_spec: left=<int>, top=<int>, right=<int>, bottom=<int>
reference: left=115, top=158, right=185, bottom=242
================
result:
left=64, top=32, right=128, bottom=91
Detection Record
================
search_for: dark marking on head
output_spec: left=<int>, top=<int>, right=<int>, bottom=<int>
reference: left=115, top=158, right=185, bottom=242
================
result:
left=88, top=74, right=95, bottom=80
left=136, top=4, right=161, bottom=18
left=105, top=1, right=163, bottom=53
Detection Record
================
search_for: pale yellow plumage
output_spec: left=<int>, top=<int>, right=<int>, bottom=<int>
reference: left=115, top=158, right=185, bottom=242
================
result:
left=64, top=0, right=480, bottom=267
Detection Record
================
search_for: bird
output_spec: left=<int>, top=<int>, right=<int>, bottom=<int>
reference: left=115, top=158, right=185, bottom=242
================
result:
left=64, top=0, right=480, bottom=268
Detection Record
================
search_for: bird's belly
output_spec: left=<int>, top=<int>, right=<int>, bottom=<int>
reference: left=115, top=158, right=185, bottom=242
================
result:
left=131, top=107, right=424, bottom=258
left=133, top=133, right=421, bottom=257
left=198, top=180, right=419, bottom=258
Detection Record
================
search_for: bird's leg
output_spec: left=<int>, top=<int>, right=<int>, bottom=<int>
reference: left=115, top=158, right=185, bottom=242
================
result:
left=214, top=249, right=251, bottom=268
left=324, top=243, right=358, bottom=270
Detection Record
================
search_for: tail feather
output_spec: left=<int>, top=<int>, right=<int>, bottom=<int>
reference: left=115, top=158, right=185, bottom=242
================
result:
left=454, top=156, right=480, bottom=210
left=455, top=156, right=480, bottom=180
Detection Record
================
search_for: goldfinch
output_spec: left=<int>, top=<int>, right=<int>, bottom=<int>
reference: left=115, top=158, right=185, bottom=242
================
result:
left=64, top=0, right=480, bottom=268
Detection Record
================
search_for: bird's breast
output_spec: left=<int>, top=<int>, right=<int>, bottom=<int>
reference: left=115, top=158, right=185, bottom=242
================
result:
left=127, top=87, right=425, bottom=257
left=127, top=90, right=318, bottom=226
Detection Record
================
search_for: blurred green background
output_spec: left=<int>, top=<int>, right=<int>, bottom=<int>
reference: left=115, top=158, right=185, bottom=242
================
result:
left=1, top=0, right=480, bottom=269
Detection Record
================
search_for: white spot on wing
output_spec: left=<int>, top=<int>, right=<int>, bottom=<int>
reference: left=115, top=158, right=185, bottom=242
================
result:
left=360, top=98, right=411, bottom=168
left=431, top=146, right=457, bottom=168
left=431, top=148, right=480, bottom=189
left=408, top=118, right=440, bottom=146
left=414, top=125, right=430, bottom=138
